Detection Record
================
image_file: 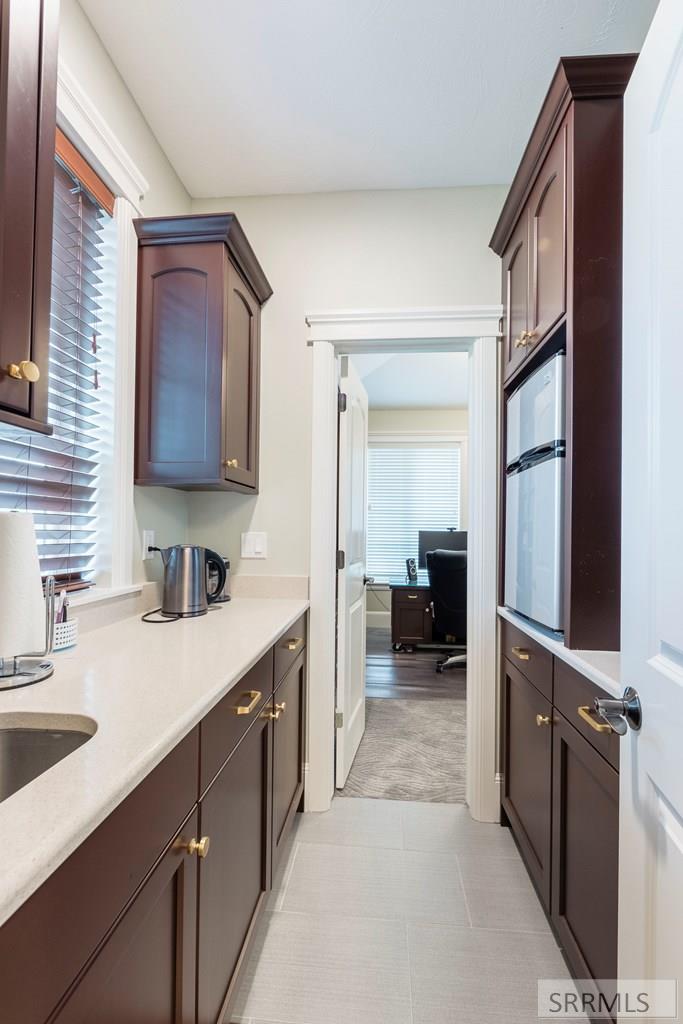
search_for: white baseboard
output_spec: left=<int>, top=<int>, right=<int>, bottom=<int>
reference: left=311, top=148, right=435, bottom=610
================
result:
left=367, top=610, right=391, bottom=629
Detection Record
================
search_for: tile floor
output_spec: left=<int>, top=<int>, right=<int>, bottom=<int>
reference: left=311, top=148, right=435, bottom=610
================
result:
left=232, top=797, right=577, bottom=1024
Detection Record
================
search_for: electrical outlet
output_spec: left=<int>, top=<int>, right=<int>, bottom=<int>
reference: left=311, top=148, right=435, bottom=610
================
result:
left=241, top=531, right=267, bottom=559
left=142, top=529, right=156, bottom=561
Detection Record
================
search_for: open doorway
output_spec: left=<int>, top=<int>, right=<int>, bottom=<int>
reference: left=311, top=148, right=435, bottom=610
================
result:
left=338, top=350, right=469, bottom=803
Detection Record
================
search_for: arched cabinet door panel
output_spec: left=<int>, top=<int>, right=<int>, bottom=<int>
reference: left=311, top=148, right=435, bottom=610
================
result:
left=223, top=267, right=260, bottom=490
left=501, top=212, right=530, bottom=381
left=528, top=122, right=568, bottom=350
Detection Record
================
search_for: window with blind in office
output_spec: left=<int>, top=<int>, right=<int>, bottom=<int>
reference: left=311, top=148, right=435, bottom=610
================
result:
left=0, top=156, right=116, bottom=590
left=366, top=441, right=461, bottom=584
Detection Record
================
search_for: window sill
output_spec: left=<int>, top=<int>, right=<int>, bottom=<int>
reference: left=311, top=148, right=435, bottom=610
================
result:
left=69, top=584, right=144, bottom=609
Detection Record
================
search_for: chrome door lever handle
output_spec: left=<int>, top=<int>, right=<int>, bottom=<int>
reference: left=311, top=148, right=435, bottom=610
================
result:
left=363, top=575, right=375, bottom=586
left=594, top=686, right=642, bottom=736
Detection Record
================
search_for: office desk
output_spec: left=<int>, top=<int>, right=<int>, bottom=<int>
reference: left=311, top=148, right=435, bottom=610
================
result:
left=389, top=579, right=432, bottom=650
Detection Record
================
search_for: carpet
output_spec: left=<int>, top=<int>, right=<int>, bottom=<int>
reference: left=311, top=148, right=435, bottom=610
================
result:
left=341, top=696, right=467, bottom=804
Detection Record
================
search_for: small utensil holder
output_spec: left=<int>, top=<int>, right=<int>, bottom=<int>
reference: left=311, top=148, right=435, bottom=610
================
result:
left=54, top=617, right=78, bottom=651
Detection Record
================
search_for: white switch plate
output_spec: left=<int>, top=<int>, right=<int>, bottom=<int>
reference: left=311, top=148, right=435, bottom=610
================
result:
left=142, top=529, right=156, bottom=561
left=241, top=531, right=267, bottom=559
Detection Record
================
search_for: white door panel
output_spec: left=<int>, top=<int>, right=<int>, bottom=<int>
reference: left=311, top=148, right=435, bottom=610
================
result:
left=620, top=0, right=683, bottom=1006
left=335, top=359, right=368, bottom=787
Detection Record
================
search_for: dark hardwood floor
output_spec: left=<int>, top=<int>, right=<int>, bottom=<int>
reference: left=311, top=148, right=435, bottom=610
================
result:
left=366, top=627, right=465, bottom=700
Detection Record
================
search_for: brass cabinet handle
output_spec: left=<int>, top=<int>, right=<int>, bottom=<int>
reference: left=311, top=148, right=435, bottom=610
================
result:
left=184, top=836, right=210, bottom=858
left=262, top=704, right=282, bottom=721
left=577, top=705, right=613, bottom=734
left=407, top=594, right=418, bottom=600
left=536, top=714, right=551, bottom=727
left=5, top=360, right=40, bottom=382
left=284, top=637, right=303, bottom=651
left=231, top=690, right=261, bottom=716
left=223, top=458, right=239, bottom=469
left=511, top=645, right=530, bottom=662
left=513, top=335, right=528, bottom=349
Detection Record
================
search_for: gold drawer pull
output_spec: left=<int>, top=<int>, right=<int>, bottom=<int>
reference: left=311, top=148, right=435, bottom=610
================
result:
left=536, top=714, right=551, bottom=727
left=6, top=359, right=40, bottom=382
left=511, top=645, right=530, bottom=662
left=577, top=705, right=613, bottom=734
left=231, top=690, right=261, bottom=715
left=262, top=702, right=285, bottom=721
left=223, top=457, right=239, bottom=469
left=284, top=637, right=303, bottom=652
left=183, top=836, right=210, bottom=858
left=407, top=594, right=418, bottom=600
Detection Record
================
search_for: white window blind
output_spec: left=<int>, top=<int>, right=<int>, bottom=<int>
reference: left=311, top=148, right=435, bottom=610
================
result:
left=366, top=440, right=461, bottom=583
left=0, top=157, right=116, bottom=589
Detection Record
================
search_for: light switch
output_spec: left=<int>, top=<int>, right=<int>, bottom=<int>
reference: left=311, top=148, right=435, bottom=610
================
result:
left=241, top=531, right=267, bottom=559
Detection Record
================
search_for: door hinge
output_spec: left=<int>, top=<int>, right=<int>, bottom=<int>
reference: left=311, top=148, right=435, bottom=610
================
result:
left=336, top=549, right=345, bottom=570
left=335, top=709, right=344, bottom=728
left=338, top=392, right=347, bottom=413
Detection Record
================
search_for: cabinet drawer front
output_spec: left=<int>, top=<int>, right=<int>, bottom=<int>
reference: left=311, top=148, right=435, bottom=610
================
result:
left=502, top=659, right=553, bottom=908
left=552, top=712, right=618, bottom=991
left=0, top=729, right=199, bottom=1024
left=393, top=587, right=429, bottom=607
left=500, top=618, right=553, bottom=700
left=197, top=713, right=272, bottom=1024
left=200, top=649, right=274, bottom=793
left=273, top=613, right=308, bottom=687
left=553, top=659, right=619, bottom=770
left=273, top=652, right=306, bottom=870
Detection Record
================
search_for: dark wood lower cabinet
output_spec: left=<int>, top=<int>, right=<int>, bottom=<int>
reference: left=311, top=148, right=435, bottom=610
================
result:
left=272, top=651, right=306, bottom=872
left=391, top=586, right=433, bottom=647
left=197, top=713, right=272, bottom=1024
left=552, top=712, right=619, bottom=994
left=0, top=615, right=308, bottom=1024
left=501, top=658, right=552, bottom=908
left=50, top=810, right=199, bottom=1024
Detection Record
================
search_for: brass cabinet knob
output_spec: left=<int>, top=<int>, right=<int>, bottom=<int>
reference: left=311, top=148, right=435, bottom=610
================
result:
left=511, top=645, right=530, bottom=662
left=223, top=457, right=239, bottom=469
left=276, top=701, right=287, bottom=715
left=535, top=714, right=551, bottom=727
left=185, top=835, right=211, bottom=858
left=284, top=637, right=303, bottom=652
left=6, top=360, right=40, bottom=382
left=262, top=703, right=284, bottom=721
left=513, top=335, right=527, bottom=349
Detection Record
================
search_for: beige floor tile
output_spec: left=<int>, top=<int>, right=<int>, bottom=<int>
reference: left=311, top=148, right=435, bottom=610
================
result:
left=296, top=796, right=404, bottom=849
left=233, top=910, right=411, bottom=1024
left=464, top=885, right=554, bottom=933
left=401, top=800, right=519, bottom=856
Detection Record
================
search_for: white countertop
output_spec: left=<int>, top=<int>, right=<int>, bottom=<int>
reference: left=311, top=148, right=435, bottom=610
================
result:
left=0, top=596, right=308, bottom=928
left=497, top=606, right=622, bottom=698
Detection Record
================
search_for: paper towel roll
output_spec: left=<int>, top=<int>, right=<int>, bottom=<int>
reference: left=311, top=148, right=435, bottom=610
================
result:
left=0, top=511, right=46, bottom=659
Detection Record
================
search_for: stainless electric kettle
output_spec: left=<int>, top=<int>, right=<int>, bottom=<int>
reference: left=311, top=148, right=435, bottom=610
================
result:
left=150, top=545, right=227, bottom=617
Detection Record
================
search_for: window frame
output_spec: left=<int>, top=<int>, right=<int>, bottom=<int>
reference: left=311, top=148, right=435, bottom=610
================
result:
left=366, top=429, right=468, bottom=585
left=56, top=63, right=149, bottom=598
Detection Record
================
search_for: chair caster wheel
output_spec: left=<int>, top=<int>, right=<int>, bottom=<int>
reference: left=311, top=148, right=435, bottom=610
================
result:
left=392, top=643, right=403, bottom=653
left=436, top=663, right=444, bottom=674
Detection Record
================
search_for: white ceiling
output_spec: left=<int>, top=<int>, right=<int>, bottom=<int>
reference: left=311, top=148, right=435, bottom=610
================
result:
left=79, top=0, right=657, bottom=198
left=352, top=352, right=468, bottom=409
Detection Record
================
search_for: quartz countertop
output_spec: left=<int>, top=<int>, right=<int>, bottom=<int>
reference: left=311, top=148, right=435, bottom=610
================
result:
left=497, top=605, right=622, bottom=697
left=0, top=596, right=308, bottom=928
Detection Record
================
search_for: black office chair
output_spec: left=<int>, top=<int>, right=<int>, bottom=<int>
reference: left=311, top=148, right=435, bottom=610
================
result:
left=425, top=549, right=467, bottom=673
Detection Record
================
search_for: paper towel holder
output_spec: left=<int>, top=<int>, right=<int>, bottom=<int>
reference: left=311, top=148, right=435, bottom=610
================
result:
left=0, top=576, right=56, bottom=690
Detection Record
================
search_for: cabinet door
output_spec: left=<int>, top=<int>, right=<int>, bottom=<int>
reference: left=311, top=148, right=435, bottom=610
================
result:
left=272, top=652, right=306, bottom=872
left=501, top=211, right=530, bottom=381
left=0, top=0, right=57, bottom=428
left=135, top=241, right=225, bottom=485
left=501, top=658, right=553, bottom=908
left=528, top=123, right=567, bottom=349
left=197, top=712, right=272, bottom=1024
left=552, top=712, right=618, bottom=997
left=391, top=589, right=433, bottom=645
left=50, top=810, right=199, bottom=1024
left=224, top=262, right=260, bottom=490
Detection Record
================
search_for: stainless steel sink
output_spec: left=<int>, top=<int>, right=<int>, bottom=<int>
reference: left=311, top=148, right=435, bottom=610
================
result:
left=0, top=713, right=97, bottom=804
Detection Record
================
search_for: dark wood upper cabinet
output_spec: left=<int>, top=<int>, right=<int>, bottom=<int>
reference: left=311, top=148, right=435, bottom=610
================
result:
left=492, top=55, right=636, bottom=650
left=134, top=213, right=272, bottom=492
left=0, top=0, right=59, bottom=434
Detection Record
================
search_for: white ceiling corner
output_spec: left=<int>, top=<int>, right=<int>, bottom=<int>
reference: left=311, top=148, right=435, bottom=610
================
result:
left=79, top=0, right=657, bottom=198
left=351, top=352, right=468, bottom=409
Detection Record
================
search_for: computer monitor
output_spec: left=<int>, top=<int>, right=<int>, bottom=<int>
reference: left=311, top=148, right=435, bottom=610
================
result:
left=418, top=529, right=467, bottom=569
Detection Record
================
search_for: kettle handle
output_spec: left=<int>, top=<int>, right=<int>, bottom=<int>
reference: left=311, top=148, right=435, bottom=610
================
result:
left=205, top=549, right=227, bottom=603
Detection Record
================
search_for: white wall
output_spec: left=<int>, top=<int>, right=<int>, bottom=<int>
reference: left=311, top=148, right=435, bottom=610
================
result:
left=60, top=0, right=192, bottom=583
left=368, top=408, right=468, bottom=433
left=188, top=187, right=505, bottom=576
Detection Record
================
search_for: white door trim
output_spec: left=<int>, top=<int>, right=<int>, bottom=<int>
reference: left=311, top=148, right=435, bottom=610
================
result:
left=306, top=306, right=502, bottom=819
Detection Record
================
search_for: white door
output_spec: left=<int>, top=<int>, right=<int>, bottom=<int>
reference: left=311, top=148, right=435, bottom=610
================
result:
left=335, top=357, right=369, bottom=788
left=620, top=0, right=683, bottom=1009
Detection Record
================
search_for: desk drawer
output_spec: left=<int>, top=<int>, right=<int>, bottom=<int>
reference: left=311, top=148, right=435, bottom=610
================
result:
left=274, top=613, right=307, bottom=687
left=500, top=619, right=553, bottom=701
left=553, top=659, right=620, bottom=770
left=200, top=650, right=274, bottom=793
